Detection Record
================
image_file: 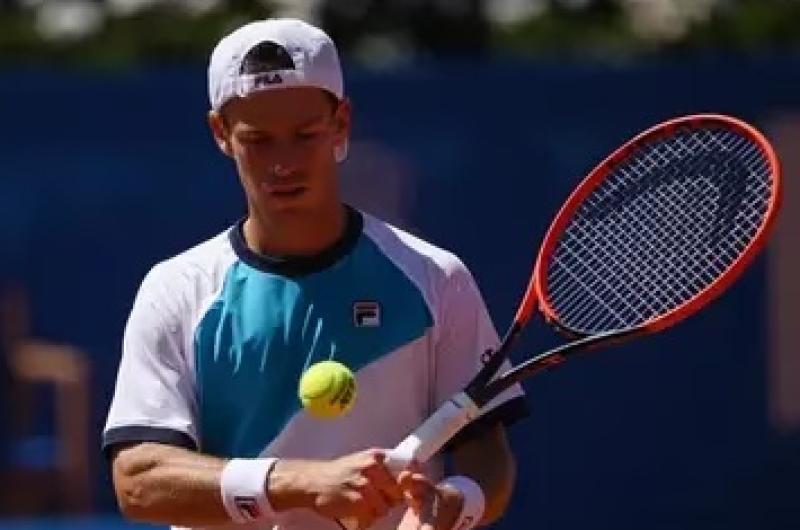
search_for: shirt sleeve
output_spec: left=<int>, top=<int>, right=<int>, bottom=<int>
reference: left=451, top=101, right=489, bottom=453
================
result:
left=433, top=261, right=529, bottom=450
left=102, top=264, right=199, bottom=455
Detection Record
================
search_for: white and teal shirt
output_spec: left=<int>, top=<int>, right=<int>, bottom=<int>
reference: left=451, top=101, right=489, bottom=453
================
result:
left=103, top=207, right=527, bottom=530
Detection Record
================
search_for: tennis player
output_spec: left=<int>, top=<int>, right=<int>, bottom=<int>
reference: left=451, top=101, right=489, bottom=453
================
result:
left=103, top=18, right=527, bottom=530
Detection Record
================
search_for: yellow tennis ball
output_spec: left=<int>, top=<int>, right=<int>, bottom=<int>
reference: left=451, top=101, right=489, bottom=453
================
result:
left=298, top=360, right=357, bottom=419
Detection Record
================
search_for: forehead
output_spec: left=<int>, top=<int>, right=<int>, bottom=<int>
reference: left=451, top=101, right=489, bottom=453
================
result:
left=224, top=87, right=333, bottom=129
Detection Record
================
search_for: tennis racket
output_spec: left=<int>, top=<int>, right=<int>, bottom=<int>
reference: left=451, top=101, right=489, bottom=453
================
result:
left=341, top=113, right=781, bottom=529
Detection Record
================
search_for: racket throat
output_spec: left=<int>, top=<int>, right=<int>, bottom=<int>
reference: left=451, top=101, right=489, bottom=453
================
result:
left=467, top=322, right=525, bottom=401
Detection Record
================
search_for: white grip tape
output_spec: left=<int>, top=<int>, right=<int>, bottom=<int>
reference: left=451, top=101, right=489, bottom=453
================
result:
left=388, top=392, right=480, bottom=470
left=339, top=392, right=480, bottom=530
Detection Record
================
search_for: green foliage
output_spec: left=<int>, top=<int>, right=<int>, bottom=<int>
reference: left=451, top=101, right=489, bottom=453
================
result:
left=1, top=0, right=799, bottom=67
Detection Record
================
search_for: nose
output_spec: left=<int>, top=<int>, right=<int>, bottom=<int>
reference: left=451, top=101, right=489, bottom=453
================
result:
left=267, top=142, right=305, bottom=179
left=271, top=164, right=294, bottom=178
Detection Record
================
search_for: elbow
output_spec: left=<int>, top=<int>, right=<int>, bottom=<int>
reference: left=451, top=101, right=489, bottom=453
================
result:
left=111, top=444, right=162, bottom=522
left=115, top=479, right=152, bottom=522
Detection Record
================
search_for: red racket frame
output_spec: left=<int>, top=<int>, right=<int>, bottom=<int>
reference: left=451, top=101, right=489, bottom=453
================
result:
left=468, top=114, right=781, bottom=405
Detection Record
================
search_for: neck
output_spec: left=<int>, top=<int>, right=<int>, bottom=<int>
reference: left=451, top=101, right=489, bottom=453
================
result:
left=243, top=202, right=347, bottom=257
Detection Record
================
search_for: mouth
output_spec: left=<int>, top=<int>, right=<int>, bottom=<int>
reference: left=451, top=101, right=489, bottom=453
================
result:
left=260, top=182, right=308, bottom=198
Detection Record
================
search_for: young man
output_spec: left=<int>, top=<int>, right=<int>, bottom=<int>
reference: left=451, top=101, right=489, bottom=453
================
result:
left=103, top=18, right=527, bottom=530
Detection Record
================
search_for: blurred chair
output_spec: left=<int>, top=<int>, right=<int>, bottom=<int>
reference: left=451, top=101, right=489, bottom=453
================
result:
left=0, top=283, right=92, bottom=514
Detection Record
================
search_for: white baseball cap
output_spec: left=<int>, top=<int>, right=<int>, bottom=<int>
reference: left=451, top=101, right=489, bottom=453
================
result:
left=207, top=18, right=344, bottom=112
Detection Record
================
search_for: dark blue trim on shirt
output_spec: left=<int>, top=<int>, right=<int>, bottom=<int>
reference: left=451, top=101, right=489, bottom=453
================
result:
left=229, top=205, right=363, bottom=277
left=102, top=426, right=197, bottom=457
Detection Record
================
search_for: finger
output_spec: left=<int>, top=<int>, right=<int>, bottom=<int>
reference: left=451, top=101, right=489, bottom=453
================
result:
left=433, top=486, right=463, bottom=530
left=408, top=490, right=437, bottom=530
left=344, top=488, right=373, bottom=520
left=413, top=483, right=440, bottom=519
left=357, top=513, right=376, bottom=530
left=400, top=473, right=434, bottom=502
left=398, top=472, right=429, bottom=489
left=420, top=486, right=437, bottom=522
left=364, top=460, right=403, bottom=505
left=368, top=448, right=388, bottom=466
left=401, top=483, right=427, bottom=507
left=351, top=504, right=375, bottom=530
left=359, top=482, right=391, bottom=520
left=397, top=469, right=426, bottom=483
left=397, top=507, right=421, bottom=530
left=402, top=490, right=422, bottom=513
left=397, top=470, right=414, bottom=487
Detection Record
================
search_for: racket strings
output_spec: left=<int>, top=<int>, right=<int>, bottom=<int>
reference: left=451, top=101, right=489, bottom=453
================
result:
left=552, top=129, right=768, bottom=328
left=551, top=178, right=753, bottom=332
left=545, top=126, right=773, bottom=334
left=622, top=132, right=767, bottom=271
left=554, top=136, right=769, bottom=331
left=548, top=153, right=744, bottom=327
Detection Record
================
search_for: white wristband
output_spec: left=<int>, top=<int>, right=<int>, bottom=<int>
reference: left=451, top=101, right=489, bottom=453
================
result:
left=220, top=458, right=278, bottom=523
left=440, top=475, right=485, bottom=530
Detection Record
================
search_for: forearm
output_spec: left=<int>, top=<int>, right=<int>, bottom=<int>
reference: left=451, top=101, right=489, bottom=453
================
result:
left=113, top=445, right=320, bottom=526
left=112, top=444, right=398, bottom=528
left=450, top=424, right=516, bottom=525
left=112, top=443, right=230, bottom=526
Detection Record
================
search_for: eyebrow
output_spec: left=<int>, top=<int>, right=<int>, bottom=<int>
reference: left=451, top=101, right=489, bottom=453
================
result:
left=235, top=112, right=331, bottom=134
left=296, top=114, right=331, bottom=128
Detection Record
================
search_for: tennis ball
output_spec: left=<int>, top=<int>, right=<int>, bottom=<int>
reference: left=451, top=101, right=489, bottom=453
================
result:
left=298, top=360, right=357, bottom=419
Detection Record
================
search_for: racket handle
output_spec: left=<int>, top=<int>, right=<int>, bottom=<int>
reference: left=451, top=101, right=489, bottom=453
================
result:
left=338, top=392, right=480, bottom=530
left=387, top=392, right=480, bottom=469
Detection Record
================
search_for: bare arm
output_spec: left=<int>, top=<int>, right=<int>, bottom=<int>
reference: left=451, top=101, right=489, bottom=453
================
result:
left=112, top=443, right=404, bottom=528
left=450, top=424, right=516, bottom=525
left=112, top=443, right=229, bottom=527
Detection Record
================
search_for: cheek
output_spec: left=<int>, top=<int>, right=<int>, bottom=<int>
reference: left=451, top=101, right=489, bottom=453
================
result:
left=233, top=144, right=270, bottom=174
left=303, top=138, right=336, bottom=168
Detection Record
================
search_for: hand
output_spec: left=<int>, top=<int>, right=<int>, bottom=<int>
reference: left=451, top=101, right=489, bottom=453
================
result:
left=267, top=449, right=403, bottom=529
left=397, top=471, right=465, bottom=530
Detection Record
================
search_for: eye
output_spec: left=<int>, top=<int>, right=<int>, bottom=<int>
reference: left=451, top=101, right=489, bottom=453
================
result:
left=297, top=129, right=324, bottom=140
left=238, top=134, right=270, bottom=146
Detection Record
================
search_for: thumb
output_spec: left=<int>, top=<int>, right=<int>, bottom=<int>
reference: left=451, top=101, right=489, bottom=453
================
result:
left=400, top=474, right=435, bottom=513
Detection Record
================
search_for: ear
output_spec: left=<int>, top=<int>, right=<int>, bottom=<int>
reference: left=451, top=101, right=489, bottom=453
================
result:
left=332, top=99, right=352, bottom=163
left=208, top=110, right=233, bottom=157
left=334, top=139, right=349, bottom=163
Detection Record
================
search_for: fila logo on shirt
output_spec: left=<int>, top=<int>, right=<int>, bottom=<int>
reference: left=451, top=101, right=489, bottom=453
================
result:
left=353, top=301, right=381, bottom=327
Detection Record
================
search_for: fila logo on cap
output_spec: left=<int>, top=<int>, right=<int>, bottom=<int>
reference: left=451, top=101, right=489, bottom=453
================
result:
left=238, top=41, right=294, bottom=90
left=254, top=72, right=283, bottom=87
left=353, top=301, right=381, bottom=327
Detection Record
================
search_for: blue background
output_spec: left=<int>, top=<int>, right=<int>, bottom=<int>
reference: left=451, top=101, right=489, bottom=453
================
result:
left=1, top=55, right=799, bottom=529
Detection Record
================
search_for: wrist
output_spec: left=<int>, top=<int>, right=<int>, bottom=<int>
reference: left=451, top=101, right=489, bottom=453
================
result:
left=265, top=458, right=316, bottom=512
left=220, top=457, right=278, bottom=523
left=439, top=475, right=485, bottom=530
